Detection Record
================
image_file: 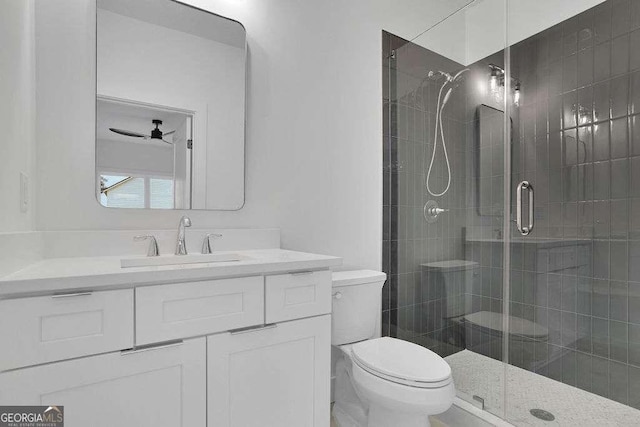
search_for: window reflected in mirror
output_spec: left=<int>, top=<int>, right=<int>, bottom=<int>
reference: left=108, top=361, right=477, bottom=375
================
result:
left=96, top=98, right=193, bottom=209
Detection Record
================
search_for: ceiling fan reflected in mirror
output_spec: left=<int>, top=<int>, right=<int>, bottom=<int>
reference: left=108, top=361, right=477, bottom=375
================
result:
left=109, top=119, right=175, bottom=144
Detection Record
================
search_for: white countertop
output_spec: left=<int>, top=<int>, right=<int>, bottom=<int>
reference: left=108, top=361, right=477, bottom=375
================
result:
left=0, top=249, right=342, bottom=298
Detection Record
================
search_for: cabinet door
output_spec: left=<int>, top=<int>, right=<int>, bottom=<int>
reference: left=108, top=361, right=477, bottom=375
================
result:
left=208, top=315, right=331, bottom=427
left=0, top=338, right=206, bottom=427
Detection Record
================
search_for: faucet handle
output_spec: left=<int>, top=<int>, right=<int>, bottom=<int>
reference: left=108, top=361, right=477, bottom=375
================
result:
left=134, top=235, right=159, bottom=257
left=201, top=233, right=223, bottom=254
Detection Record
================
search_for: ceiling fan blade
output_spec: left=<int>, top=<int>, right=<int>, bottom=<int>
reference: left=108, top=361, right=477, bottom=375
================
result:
left=162, top=139, right=173, bottom=144
left=163, top=130, right=176, bottom=136
left=109, top=128, right=149, bottom=138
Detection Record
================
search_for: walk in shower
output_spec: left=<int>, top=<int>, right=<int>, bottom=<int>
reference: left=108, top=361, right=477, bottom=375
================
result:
left=382, top=0, right=640, bottom=424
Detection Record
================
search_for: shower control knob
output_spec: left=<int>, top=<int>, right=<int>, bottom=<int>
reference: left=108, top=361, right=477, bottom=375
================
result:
left=423, top=200, right=448, bottom=223
left=428, top=207, right=448, bottom=215
left=333, top=292, right=342, bottom=300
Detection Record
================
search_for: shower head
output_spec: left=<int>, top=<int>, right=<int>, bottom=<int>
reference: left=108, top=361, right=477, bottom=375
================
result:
left=427, top=68, right=469, bottom=83
left=428, top=70, right=452, bottom=81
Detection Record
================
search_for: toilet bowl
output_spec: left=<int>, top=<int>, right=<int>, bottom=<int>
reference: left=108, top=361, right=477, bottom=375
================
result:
left=332, top=271, right=456, bottom=427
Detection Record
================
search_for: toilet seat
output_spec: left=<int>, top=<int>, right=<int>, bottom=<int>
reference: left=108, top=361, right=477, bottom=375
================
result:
left=350, top=337, right=452, bottom=389
left=463, top=311, right=549, bottom=341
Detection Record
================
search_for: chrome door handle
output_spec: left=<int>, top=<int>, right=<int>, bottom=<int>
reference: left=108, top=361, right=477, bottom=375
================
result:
left=516, top=181, right=534, bottom=236
left=121, top=341, right=183, bottom=356
left=290, top=270, right=314, bottom=276
left=229, top=324, right=277, bottom=335
left=51, top=291, right=93, bottom=299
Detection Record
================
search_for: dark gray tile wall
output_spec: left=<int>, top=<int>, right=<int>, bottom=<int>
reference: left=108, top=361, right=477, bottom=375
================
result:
left=506, top=0, right=640, bottom=408
left=382, top=32, right=468, bottom=357
left=382, top=0, right=640, bottom=411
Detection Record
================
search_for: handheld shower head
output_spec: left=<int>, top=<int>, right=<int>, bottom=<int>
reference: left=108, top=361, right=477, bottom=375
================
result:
left=442, top=88, right=453, bottom=106
left=428, top=70, right=453, bottom=81
left=426, top=68, right=469, bottom=85
left=424, top=68, right=468, bottom=198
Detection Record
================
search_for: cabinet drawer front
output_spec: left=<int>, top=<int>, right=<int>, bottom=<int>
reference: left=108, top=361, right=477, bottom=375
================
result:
left=0, top=289, right=134, bottom=371
left=136, top=277, right=264, bottom=345
left=265, top=270, right=331, bottom=323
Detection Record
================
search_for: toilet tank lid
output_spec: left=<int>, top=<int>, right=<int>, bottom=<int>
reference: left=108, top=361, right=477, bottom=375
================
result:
left=421, top=260, right=478, bottom=271
left=332, top=270, right=386, bottom=286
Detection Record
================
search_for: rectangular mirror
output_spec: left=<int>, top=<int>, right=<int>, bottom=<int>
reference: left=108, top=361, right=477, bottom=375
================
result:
left=477, top=104, right=505, bottom=216
left=96, top=0, right=246, bottom=210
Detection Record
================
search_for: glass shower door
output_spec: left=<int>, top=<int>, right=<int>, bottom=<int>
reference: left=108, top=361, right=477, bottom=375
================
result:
left=382, top=0, right=509, bottom=420
left=504, top=26, right=601, bottom=423
left=504, top=1, right=640, bottom=424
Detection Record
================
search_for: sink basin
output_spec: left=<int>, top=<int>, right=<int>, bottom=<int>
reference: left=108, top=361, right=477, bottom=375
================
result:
left=121, top=253, right=243, bottom=268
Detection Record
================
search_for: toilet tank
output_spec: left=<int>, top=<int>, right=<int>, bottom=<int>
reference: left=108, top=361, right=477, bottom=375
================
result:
left=331, top=270, right=386, bottom=346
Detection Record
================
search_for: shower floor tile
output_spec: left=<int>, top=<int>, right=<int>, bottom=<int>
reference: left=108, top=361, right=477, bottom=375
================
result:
left=446, top=350, right=640, bottom=426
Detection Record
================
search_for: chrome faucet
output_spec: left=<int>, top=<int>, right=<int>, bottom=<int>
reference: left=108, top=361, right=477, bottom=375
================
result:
left=175, top=216, right=192, bottom=255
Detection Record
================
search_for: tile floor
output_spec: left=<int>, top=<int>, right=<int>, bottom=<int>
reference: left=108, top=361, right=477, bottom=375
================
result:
left=446, top=350, right=640, bottom=426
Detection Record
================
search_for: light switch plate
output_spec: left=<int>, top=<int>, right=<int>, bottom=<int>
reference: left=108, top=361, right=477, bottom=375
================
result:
left=20, top=172, right=29, bottom=213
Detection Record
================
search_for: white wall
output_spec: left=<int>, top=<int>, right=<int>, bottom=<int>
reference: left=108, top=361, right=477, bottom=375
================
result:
left=33, top=0, right=469, bottom=270
left=96, top=139, right=174, bottom=176
left=0, top=0, right=36, bottom=233
left=507, top=0, right=606, bottom=46
left=465, top=0, right=607, bottom=65
left=413, top=0, right=607, bottom=66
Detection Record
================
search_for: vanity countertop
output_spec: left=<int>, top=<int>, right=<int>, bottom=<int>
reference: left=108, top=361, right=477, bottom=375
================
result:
left=0, top=249, right=342, bottom=298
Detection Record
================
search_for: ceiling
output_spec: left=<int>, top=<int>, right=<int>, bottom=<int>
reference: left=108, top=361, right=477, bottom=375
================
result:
left=97, top=0, right=245, bottom=48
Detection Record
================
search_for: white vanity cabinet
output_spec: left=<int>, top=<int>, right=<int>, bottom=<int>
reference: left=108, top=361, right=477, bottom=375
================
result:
left=0, top=338, right=207, bottom=427
left=0, top=259, right=336, bottom=427
left=207, top=315, right=331, bottom=427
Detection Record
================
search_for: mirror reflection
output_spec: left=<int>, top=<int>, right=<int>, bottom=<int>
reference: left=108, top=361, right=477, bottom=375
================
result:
left=97, top=98, right=193, bottom=209
left=95, top=0, right=246, bottom=210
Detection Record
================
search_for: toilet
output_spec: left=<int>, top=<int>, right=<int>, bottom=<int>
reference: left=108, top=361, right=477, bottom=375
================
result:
left=422, top=260, right=549, bottom=367
left=331, top=270, right=456, bottom=427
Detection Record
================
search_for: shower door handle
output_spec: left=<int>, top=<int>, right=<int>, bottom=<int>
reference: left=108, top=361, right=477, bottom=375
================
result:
left=516, top=181, right=534, bottom=236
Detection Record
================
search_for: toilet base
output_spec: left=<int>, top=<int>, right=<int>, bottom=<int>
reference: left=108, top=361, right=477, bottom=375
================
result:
left=333, top=404, right=364, bottom=427
left=333, top=346, right=453, bottom=427
left=334, top=403, right=431, bottom=427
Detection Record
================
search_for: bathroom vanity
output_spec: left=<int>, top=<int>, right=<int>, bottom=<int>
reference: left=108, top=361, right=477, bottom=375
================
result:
left=0, top=249, right=341, bottom=427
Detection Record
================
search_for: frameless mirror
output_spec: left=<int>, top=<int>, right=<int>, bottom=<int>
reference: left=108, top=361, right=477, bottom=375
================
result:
left=477, top=104, right=504, bottom=216
left=96, top=0, right=246, bottom=210
left=477, top=104, right=513, bottom=217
